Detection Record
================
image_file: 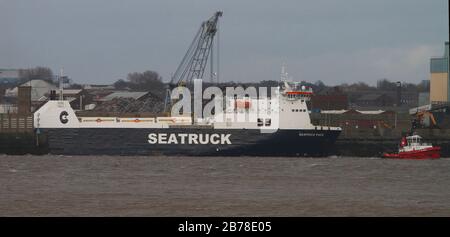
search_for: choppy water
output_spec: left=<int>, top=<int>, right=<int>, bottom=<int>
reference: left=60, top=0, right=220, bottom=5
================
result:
left=1, top=155, right=450, bottom=216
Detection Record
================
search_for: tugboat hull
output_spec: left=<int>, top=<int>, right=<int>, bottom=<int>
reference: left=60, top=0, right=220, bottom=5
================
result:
left=383, top=147, right=441, bottom=159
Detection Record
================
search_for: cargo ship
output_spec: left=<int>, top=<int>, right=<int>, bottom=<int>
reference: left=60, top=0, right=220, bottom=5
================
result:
left=33, top=81, right=342, bottom=156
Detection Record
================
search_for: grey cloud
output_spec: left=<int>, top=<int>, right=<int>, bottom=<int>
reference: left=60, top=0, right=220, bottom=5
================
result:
left=0, top=0, right=447, bottom=85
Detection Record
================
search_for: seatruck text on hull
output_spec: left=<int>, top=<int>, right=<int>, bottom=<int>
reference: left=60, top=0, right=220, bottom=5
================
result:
left=148, top=133, right=232, bottom=145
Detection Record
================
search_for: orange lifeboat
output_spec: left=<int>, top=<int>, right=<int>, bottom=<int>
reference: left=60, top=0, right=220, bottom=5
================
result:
left=235, top=99, right=251, bottom=109
left=285, top=91, right=313, bottom=95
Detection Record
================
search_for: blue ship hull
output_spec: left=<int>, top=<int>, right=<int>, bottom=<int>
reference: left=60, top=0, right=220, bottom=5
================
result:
left=42, top=128, right=341, bottom=156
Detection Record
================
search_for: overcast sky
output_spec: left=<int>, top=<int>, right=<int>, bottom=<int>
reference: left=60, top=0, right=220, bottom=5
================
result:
left=0, top=0, right=448, bottom=85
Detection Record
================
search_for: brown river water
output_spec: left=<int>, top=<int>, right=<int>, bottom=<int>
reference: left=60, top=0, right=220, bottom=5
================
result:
left=1, top=155, right=449, bottom=216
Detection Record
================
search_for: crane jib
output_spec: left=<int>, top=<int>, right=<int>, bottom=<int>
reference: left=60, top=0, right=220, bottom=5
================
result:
left=164, top=11, right=223, bottom=112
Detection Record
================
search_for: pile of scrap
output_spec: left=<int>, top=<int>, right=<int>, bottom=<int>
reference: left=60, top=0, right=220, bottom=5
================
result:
left=93, top=91, right=165, bottom=113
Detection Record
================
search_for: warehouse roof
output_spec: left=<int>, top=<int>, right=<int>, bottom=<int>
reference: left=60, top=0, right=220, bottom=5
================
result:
left=100, top=91, right=148, bottom=101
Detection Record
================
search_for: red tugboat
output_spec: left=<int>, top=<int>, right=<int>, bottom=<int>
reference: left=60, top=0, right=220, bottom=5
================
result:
left=383, top=135, right=440, bottom=159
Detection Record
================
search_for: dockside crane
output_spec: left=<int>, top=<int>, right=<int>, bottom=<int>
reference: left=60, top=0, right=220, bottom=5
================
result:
left=164, top=11, right=222, bottom=112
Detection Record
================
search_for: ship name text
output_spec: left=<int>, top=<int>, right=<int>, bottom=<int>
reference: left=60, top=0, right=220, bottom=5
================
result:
left=148, top=133, right=232, bottom=145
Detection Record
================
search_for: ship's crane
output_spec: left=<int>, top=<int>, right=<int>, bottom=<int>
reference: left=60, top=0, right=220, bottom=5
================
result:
left=164, top=11, right=222, bottom=112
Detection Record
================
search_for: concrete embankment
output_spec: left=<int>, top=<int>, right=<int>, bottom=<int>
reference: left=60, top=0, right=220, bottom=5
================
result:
left=334, top=138, right=398, bottom=157
left=0, top=132, right=48, bottom=155
left=0, top=113, right=48, bottom=155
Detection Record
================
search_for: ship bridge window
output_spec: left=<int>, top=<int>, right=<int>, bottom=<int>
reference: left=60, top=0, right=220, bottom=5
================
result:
left=265, top=119, right=271, bottom=126
left=257, top=118, right=263, bottom=127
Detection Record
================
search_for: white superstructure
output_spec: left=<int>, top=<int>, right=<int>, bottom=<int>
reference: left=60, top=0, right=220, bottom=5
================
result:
left=34, top=81, right=341, bottom=134
left=400, top=135, right=433, bottom=152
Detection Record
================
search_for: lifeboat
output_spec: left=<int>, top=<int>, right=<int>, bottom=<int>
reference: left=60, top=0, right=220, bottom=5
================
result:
left=382, top=135, right=440, bottom=159
left=234, top=99, right=251, bottom=109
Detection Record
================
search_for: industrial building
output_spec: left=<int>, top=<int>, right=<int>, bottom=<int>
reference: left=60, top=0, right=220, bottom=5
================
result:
left=430, top=42, right=449, bottom=103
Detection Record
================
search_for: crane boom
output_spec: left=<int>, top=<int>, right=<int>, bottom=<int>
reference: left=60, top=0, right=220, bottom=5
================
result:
left=164, top=11, right=222, bottom=112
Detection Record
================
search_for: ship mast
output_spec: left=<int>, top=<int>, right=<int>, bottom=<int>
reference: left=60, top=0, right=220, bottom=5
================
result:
left=59, top=68, right=64, bottom=101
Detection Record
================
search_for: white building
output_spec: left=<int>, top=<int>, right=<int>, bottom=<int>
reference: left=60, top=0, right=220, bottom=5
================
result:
left=5, top=79, right=57, bottom=101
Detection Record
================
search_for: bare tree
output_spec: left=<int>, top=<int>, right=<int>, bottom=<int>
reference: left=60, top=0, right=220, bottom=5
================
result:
left=113, top=79, right=128, bottom=90
left=126, top=70, right=165, bottom=96
left=18, top=67, right=54, bottom=83
left=376, top=78, right=397, bottom=90
left=127, top=71, right=161, bottom=85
